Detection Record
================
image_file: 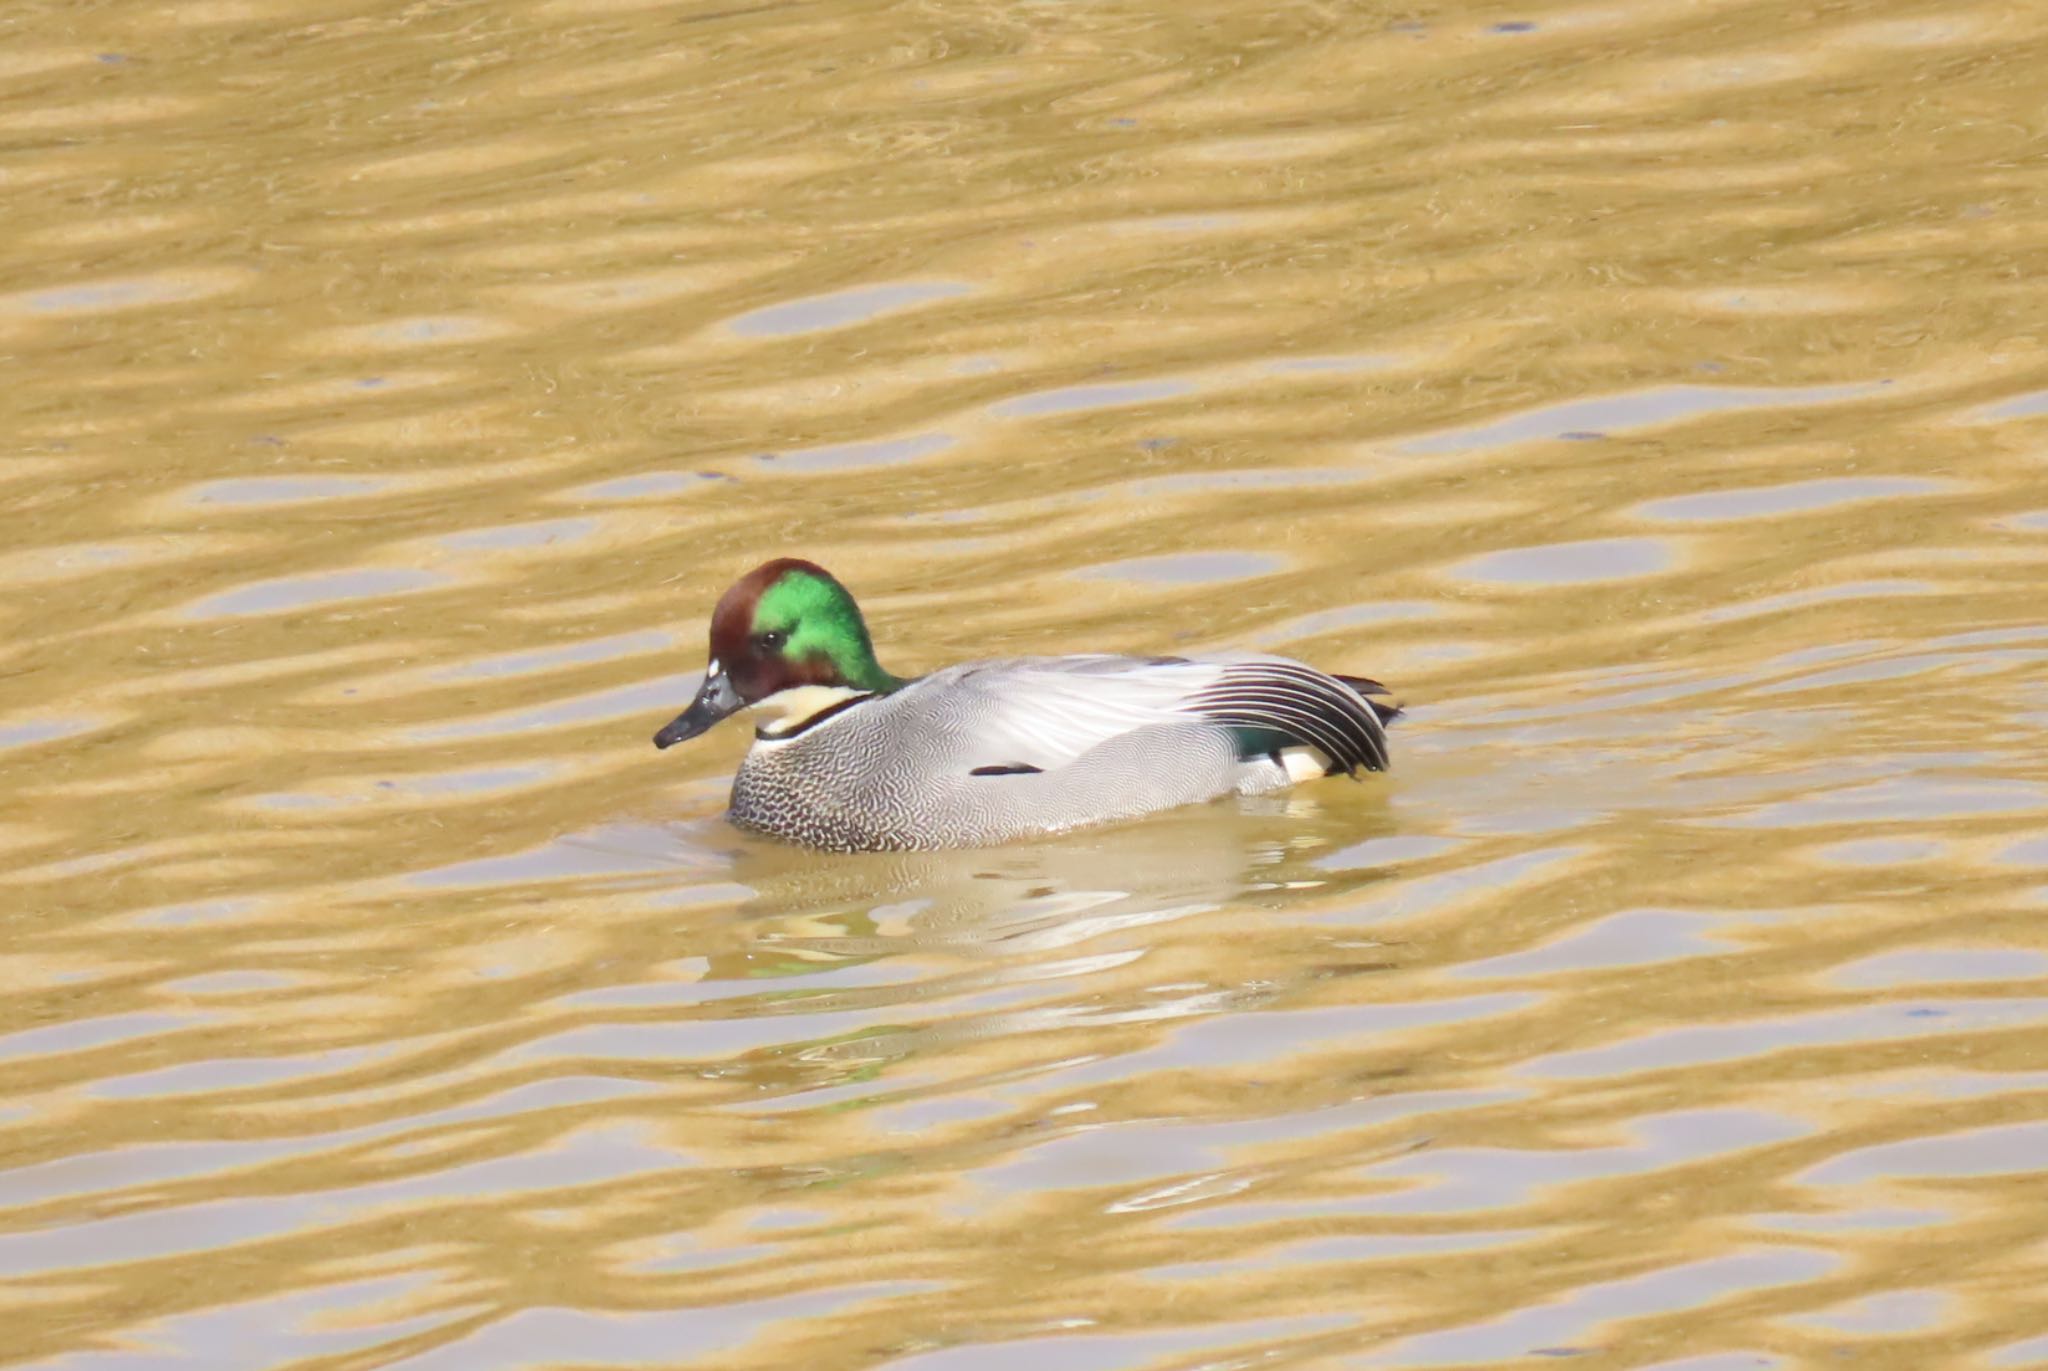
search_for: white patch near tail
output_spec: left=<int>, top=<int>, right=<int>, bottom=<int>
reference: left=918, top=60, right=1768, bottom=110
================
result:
left=1279, top=746, right=1330, bottom=784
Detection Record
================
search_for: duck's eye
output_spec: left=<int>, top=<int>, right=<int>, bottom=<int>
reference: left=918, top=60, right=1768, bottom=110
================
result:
left=758, top=628, right=789, bottom=651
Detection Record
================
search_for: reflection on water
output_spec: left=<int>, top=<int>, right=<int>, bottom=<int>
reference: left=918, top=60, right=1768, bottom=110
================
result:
left=6, top=0, right=2048, bottom=1366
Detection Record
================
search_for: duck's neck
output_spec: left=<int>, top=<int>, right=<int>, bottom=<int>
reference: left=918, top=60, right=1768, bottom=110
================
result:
left=752, top=684, right=879, bottom=738
left=840, top=654, right=901, bottom=694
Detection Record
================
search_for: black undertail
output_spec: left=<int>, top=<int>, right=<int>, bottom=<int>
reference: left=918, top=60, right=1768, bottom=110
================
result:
left=1189, top=664, right=1394, bottom=775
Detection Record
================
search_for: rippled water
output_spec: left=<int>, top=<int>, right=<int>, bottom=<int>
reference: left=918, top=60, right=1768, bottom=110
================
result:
left=7, top=0, right=2048, bottom=1366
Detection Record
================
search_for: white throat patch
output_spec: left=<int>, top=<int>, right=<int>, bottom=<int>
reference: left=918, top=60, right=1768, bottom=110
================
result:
left=751, top=684, right=872, bottom=739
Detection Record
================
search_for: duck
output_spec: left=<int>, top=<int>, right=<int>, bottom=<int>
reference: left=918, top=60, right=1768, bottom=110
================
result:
left=652, top=558, right=1400, bottom=852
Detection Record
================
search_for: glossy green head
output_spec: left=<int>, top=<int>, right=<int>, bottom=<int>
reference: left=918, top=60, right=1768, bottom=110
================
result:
left=652, top=558, right=898, bottom=749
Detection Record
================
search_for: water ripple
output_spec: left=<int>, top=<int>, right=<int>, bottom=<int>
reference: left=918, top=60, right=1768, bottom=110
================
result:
left=5, top=0, right=2046, bottom=1364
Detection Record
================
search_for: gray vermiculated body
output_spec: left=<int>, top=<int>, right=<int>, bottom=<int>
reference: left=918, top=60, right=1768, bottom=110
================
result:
left=726, top=655, right=1328, bottom=853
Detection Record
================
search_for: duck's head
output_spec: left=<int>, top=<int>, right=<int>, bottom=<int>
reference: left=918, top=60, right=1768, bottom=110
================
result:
left=653, top=558, right=897, bottom=749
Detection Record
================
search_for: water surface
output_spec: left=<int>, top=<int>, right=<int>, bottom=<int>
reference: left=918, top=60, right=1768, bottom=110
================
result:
left=5, top=0, right=2048, bottom=1367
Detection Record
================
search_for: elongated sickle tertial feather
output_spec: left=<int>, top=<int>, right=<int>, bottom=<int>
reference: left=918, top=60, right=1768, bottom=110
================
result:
left=1335, top=674, right=1404, bottom=726
left=1185, top=663, right=1391, bottom=775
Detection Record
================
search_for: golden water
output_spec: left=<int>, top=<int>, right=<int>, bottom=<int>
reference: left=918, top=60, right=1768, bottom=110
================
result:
left=5, top=0, right=2048, bottom=1365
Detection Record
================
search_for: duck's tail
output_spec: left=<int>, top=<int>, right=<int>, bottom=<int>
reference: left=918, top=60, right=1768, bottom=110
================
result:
left=1334, top=674, right=1405, bottom=727
left=1188, top=663, right=1392, bottom=775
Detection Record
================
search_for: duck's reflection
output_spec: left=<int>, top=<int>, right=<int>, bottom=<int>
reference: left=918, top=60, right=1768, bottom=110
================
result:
left=543, top=792, right=1397, bottom=1099
left=708, top=790, right=1396, bottom=970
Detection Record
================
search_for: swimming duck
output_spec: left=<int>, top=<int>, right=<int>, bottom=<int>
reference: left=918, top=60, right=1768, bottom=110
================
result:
left=652, top=559, right=1399, bottom=852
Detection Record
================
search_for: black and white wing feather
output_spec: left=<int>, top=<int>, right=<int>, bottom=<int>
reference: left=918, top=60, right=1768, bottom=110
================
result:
left=897, top=653, right=1393, bottom=778
left=1183, top=660, right=1391, bottom=775
left=905, top=655, right=1226, bottom=775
